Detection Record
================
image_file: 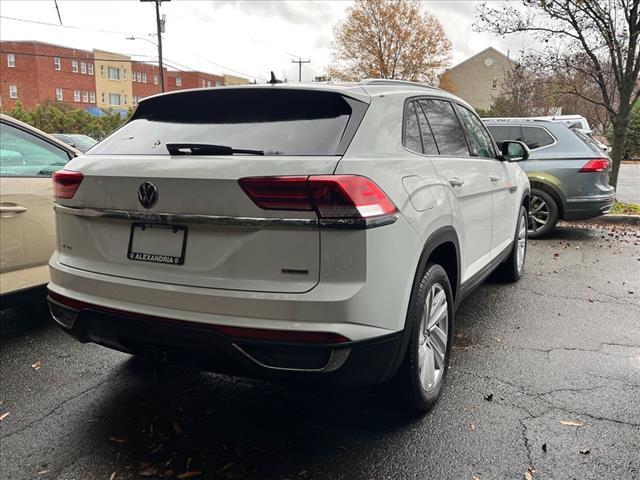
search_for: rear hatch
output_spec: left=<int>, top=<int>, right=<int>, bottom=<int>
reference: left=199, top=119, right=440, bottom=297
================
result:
left=55, top=87, right=368, bottom=293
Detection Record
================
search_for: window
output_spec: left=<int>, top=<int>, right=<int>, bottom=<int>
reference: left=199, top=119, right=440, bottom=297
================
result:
left=74, top=90, right=81, bottom=102
left=485, top=125, right=523, bottom=149
left=176, top=77, right=182, bottom=86
left=136, top=72, right=142, bottom=82
left=9, top=85, right=18, bottom=99
left=414, top=102, right=439, bottom=155
left=88, top=63, right=94, bottom=75
left=215, top=81, right=222, bottom=87
left=72, top=60, right=78, bottom=73
left=207, top=80, right=212, bottom=87
left=522, top=126, right=555, bottom=150
left=419, top=99, right=469, bottom=156
left=403, top=102, right=423, bottom=153
left=0, top=122, right=70, bottom=177
left=108, top=67, right=120, bottom=80
left=56, top=88, right=63, bottom=101
left=100, top=65, right=105, bottom=77
left=54, top=57, right=61, bottom=70
left=124, top=95, right=128, bottom=105
left=82, top=91, right=89, bottom=102
left=454, top=104, right=496, bottom=158
left=7, top=53, right=15, bottom=67
left=154, top=75, right=158, bottom=85
left=491, top=78, right=498, bottom=89
left=109, top=93, right=121, bottom=105
left=80, top=62, right=87, bottom=74
left=89, top=89, right=365, bottom=156
left=90, top=91, right=96, bottom=103
left=142, top=73, right=147, bottom=83
left=201, top=79, right=206, bottom=88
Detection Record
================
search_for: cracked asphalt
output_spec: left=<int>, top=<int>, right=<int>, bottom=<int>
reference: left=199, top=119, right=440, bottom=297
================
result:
left=1, top=222, right=639, bottom=480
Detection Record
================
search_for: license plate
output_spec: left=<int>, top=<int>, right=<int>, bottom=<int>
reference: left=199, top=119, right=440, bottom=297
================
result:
left=127, top=223, right=187, bottom=265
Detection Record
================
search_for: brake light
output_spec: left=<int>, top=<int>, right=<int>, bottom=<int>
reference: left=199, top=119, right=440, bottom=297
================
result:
left=239, top=175, right=397, bottom=219
left=53, top=170, right=84, bottom=199
left=579, top=158, right=609, bottom=172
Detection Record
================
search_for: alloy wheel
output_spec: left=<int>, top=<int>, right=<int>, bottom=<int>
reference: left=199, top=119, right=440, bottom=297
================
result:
left=418, top=283, right=448, bottom=392
left=517, top=211, right=527, bottom=274
left=528, top=195, right=549, bottom=234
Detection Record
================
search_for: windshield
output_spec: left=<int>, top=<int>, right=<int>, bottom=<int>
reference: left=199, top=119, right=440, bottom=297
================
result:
left=89, top=89, right=366, bottom=156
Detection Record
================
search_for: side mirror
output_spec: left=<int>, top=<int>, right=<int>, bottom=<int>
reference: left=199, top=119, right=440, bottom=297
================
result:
left=500, top=140, right=529, bottom=162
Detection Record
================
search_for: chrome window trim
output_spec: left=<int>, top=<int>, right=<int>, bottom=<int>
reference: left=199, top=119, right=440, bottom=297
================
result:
left=53, top=204, right=398, bottom=230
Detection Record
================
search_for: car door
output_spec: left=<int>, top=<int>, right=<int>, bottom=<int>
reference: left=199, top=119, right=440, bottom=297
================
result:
left=455, top=105, right=519, bottom=257
left=416, top=99, right=493, bottom=283
left=0, top=121, right=72, bottom=295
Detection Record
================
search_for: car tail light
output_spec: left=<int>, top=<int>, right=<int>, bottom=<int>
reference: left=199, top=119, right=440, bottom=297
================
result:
left=579, top=158, right=609, bottom=172
left=239, top=175, right=397, bottom=219
left=53, top=170, right=84, bottom=199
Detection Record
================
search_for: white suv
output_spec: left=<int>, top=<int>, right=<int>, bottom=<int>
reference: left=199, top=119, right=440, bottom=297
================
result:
left=47, top=81, right=530, bottom=411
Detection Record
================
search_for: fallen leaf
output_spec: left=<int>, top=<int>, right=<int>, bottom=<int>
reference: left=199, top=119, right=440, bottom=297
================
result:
left=140, top=466, right=158, bottom=477
left=38, top=470, right=50, bottom=475
left=542, top=443, right=547, bottom=452
left=580, top=448, right=591, bottom=455
left=163, top=470, right=174, bottom=478
left=0, top=412, right=10, bottom=421
left=109, top=436, right=127, bottom=443
left=32, top=361, right=42, bottom=370
left=185, top=457, right=192, bottom=470
left=560, top=419, right=584, bottom=427
left=150, top=443, right=164, bottom=454
left=177, top=471, right=202, bottom=479
left=173, top=421, right=182, bottom=435
left=109, top=472, right=116, bottom=480
left=484, top=394, right=493, bottom=402
left=221, top=463, right=234, bottom=471
left=472, top=476, right=481, bottom=480
left=525, top=466, right=535, bottom=480
left=468, top=422, right=476, bottom=431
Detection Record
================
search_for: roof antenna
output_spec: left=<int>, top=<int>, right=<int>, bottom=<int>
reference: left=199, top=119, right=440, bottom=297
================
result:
left=268, top=71, right=283, bottom=84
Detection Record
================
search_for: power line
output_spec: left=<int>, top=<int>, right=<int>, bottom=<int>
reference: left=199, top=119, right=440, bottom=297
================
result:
left=0, top=49, right=153, bottom=63
left=0, top=15, right=149, bottom=36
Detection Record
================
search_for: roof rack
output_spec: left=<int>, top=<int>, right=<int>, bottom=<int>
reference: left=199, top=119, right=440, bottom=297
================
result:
left=358, top=79, right=441, bottom=90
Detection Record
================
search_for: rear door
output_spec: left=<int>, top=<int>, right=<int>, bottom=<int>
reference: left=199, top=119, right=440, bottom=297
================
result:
left=0, top=121, right=71, bottom=294
left=417, top=99, right=493, bottom=282
left=55, top=88, right=368, bottom=294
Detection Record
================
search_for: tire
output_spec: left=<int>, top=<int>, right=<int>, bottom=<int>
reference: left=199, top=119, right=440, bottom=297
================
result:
left=394, top=263, right=454, bottom=412
left=497, top=205, right=528, bottom=282
left=528, top=188, right=558, bottom=238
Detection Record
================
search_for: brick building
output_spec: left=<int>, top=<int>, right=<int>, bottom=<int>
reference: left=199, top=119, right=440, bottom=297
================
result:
left=0, top=41, right=96, bottom=110
left=131, top=61, right=167, bottom=105
left=166, top=70, right=224, bottom=91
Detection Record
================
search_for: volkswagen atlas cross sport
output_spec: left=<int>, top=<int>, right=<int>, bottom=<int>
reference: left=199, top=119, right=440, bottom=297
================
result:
left=47, top=81, right=530, bottom=411
left=484, top=118, right=615, bottom=238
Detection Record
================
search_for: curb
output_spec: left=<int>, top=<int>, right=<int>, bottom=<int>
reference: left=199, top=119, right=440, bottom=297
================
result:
left=588, top=214, right=640, bottom=226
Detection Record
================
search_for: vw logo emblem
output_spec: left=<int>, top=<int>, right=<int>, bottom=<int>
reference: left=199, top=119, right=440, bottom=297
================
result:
left=137, top=182, right=158, bottom=209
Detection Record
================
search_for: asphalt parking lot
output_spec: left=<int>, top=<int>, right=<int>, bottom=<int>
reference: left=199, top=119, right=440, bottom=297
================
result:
left=1, top=222, right=639, bottom=480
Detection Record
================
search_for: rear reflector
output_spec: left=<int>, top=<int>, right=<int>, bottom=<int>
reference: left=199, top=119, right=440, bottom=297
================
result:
left=239, top=175, right=397, bottom=219
left=53, top=170, right=84, bottom=199
left=47, top=291, right=350, bottom=344
left=579, top=158, right=610, bottom=172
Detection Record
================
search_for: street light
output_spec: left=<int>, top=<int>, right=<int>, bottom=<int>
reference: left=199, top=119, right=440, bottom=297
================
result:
left=125, top=35, right=164, bottom=92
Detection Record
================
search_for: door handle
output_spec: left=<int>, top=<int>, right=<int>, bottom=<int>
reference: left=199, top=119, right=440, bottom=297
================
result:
left=449, top=177, right=465, bottom=187
left=0, top=204, right=28, bottom=217
left=489, top=175, right=501, bottom=183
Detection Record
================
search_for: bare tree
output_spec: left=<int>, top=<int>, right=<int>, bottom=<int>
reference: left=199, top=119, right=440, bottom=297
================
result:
left=329, top=0, right=452, bottom=83
left=475, top=0, right=640, bottom=188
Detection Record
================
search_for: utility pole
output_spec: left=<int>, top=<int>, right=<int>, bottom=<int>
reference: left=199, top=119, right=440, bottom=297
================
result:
left=291, top=58, right=310, bottom=82
left=141, top=0, right=169, bottom=92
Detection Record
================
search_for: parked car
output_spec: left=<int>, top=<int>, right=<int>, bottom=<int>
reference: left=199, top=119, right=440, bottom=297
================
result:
left=47, top=81, right=530, bottom=411
left=0, top=114, right=80, bottom=303
left=51, top=133, right=98, bottom=153
left=483, top=118, right=615, bottom=237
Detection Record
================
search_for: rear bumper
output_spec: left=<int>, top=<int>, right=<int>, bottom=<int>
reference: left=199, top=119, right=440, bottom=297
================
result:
left=48, top=291, right=403, bottom=387
left=564, top=192, right=615, bottom=220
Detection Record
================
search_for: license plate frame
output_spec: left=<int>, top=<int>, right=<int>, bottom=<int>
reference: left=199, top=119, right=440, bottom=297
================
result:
left=127, top=223, right=188, bottom=266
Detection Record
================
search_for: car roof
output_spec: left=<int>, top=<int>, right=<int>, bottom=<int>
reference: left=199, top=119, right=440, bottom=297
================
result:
left=138, top=79, right=471, bottom=109
left=1, top=114, right=81, bottom=155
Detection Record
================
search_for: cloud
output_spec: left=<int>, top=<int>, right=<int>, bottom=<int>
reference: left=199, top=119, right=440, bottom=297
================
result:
left=215, top=0, right=336, bottom=26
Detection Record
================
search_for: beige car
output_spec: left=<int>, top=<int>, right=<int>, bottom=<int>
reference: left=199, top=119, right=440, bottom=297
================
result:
left=0, top=114, right=79, bottom=303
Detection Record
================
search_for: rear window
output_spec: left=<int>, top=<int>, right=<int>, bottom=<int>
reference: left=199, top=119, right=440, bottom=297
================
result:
left=522, top=126, right=555, bottom=150
left=90, top=89, right=367, bottom=156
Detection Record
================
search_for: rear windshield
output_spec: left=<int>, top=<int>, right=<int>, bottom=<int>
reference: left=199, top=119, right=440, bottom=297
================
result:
left=89, top=89, right=366, bottom=156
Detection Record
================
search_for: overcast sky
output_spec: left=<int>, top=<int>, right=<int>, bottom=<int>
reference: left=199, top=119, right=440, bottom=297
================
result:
left=0, top=0, right=530, bottom=82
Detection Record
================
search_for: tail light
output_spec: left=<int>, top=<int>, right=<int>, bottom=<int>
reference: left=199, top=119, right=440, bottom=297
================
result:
left=579, top=158, right=609, bottom=172
left=239, top=175, right=397, bottom=219
left=53, top=170, right=84, bottom=199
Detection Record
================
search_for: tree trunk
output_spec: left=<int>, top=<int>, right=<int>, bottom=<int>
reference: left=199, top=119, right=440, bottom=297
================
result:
left=608, top=108, right=631, bottom=190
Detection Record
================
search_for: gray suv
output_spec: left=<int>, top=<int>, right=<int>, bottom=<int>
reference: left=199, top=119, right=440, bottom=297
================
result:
left=484, top=119, right=615, bottom=237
